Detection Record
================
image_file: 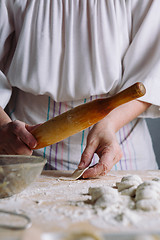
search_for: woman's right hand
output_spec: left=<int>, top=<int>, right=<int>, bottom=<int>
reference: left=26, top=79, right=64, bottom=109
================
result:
left=0, top=120, right=37, bottom=155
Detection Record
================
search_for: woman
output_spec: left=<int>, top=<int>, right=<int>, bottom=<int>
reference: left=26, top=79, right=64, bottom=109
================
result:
left=0, top=0, right=160, bottom=178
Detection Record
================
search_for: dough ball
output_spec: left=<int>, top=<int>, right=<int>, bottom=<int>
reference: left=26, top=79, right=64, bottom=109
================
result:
left=120, top=195, right=136, bottom=209
left=88, top=186, right=119, bottom=208
left=136, top=199, right=160, bottom=211
left=135, top=188, right=160, bottom=201
left=135, top=180, right=160, bottom=211
left=116, top=175, right=142, bottom=194
left=121, top=175, right=142, bottom=184
left=88, top=187, right=106, bottom=202
left=120, top=186, right=137, bottom=197
left=136, top=181, right=160, bottom=198
left=138, top=180, right=160, bottom=188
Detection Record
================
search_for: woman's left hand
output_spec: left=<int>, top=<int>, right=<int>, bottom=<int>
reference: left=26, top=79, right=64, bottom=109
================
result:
left=78, top=99, right=152, bottom=178
left=78, top=118, right=123, bottom=178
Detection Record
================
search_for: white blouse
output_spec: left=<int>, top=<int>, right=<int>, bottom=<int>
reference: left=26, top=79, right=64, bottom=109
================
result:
left=0, top=0, right=160, bottom=111
left=0, top=0, right=160, bottom=170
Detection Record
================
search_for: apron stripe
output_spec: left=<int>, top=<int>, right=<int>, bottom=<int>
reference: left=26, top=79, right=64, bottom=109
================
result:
left=61, top=140, right=64, bottom=170
left=68, top=137, right=71, bottom=170
left=44, top=96, right=51, bottom=169
left=114, top=163, right=118, bottom=170
left=8, top=90, right=18, bottom=118
left=67, top=137, right=70, bottom=170
left=60, top=102, right=67, bottom=170
left=60, top=102, right=69, bottom=169
left=55, top=102, right=62, bottom=169
left=81, top=98, right=87, bottom=155
left=118, top=129, right=123, bottom=170
left=122, top=127, right=128, bottom=170
left=9, top=108, right=16, bottom=118
left=126, top=123, right=133, bottom=169
left=67, top=101, right=73, bottom=170
left=89, top=96, right=96, bottom=165
left=55, top=142, right=58, bottom=169
left=122, top=125, right=131, bottom=169
left=48, top=100, right=56, bottom=168
left=130, top=121, right=138, bottom=170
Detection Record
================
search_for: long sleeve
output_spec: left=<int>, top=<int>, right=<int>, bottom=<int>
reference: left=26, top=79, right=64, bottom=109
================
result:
left=121, top=0, right=160, bottom=118
left=0, top=0, right=14, bottom=108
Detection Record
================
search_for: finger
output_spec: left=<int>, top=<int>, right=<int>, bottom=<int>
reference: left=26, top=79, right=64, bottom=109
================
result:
left=12, top=143, right=33, bottom=155
left=4, top=145, right=32, bottom=156
left=83, top=148, right=123, bottom=178
left=112, top=151, right=123, bottom=165
left=11, top=121, right=37, bottom=149
left=0, top=148, right=8, bottom=155
left=7, top=138, right=33, bottom=155
left=82, top=163, right=107, bottom=178
left=26, top=123, right=42, bottom=132
left=2, top=145, right=17, bottom=155
left=82, top=158, right=110, bottom=179
left=78, top=139, right=98, bottom=169
left=82, top=149, right=115, bottom=178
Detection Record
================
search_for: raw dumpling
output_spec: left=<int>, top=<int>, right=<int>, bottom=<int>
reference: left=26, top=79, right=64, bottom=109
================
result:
left=116, top=175, right=142, bottom=197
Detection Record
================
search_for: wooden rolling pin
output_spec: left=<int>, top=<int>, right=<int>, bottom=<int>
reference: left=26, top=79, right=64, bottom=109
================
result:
left=31, top=82, right=146, bottom=149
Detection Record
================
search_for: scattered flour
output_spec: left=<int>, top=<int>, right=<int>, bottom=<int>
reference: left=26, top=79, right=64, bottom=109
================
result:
left=0, top=174, right=160, bottom=233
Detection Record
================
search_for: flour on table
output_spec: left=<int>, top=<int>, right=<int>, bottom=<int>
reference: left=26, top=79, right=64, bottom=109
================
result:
left=1, top=173, right=160, bottom=233
left=152, top=177, right=160, bottom=182
left=134, top=234, right=160, bottom=240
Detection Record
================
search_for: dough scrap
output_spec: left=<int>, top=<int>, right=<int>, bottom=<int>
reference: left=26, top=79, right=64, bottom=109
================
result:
left=58, top=167, right=89, bottom=181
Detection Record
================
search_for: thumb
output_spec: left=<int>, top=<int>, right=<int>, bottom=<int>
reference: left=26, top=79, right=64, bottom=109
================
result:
left=82, top=148, right=115, bottom=178
left=78, top=142, right=97, bottom=169
left=25, top=124, right=42, bottom=149
left=26, top=123, right=42, bottom=133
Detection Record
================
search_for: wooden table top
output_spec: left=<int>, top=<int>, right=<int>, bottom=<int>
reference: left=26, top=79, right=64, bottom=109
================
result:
left=1, top=170, right=160, bottom=240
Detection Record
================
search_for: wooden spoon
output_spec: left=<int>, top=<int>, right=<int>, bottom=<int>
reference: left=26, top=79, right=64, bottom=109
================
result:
left=31, top=82, right=146, bottom=149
